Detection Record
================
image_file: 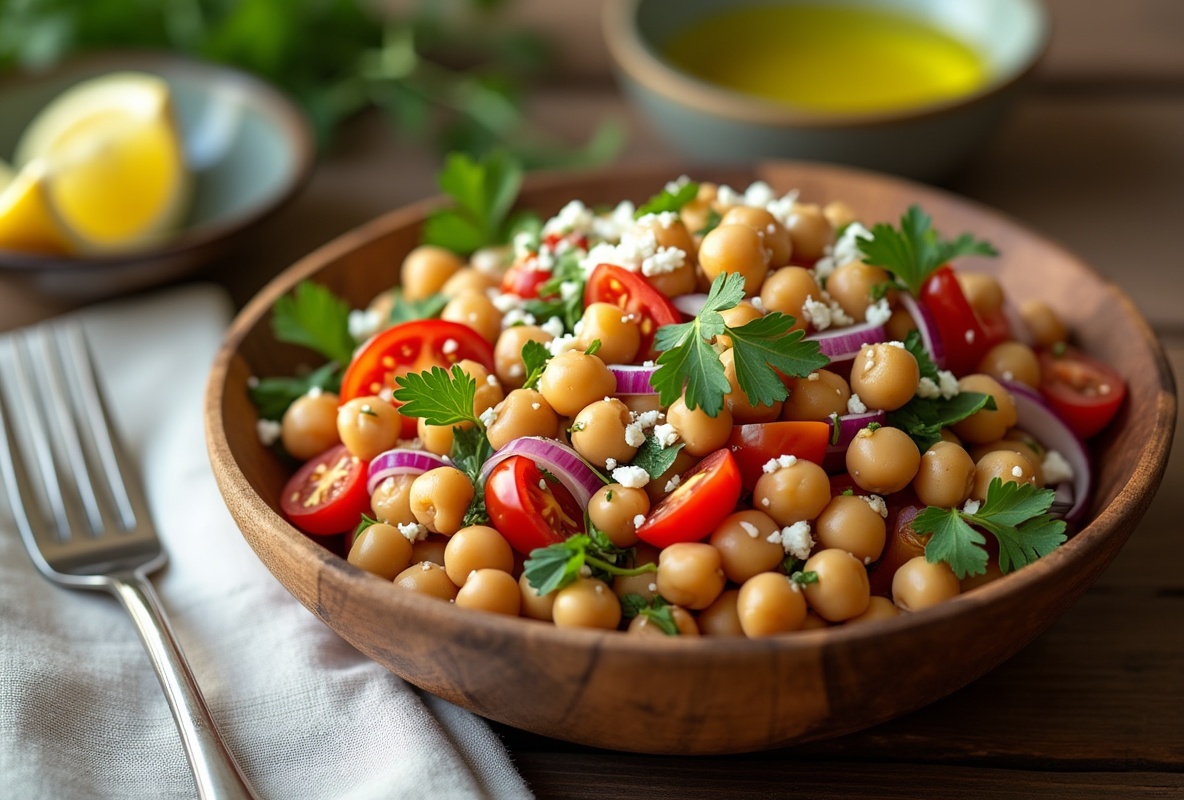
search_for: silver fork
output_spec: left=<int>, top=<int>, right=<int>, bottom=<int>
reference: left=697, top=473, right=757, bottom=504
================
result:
left=0, top=321, right=259, bottom=800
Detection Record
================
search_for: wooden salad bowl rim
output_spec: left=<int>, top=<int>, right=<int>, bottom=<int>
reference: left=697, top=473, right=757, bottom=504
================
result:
left=204, top=160, right=1175, bottom=754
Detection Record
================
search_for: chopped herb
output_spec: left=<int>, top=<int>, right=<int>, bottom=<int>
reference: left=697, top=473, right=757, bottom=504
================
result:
left=902, top=329, right=941, bottom=383
left=392, top=364, right=482, bottom=428
left=861, top=205, right=998, bottom=297
left=635, top=180, right=699, bottom=218
left=790, top=570, right=819, bottom=585
left=629, top=434, right=685, bottom=481
left=421, top=151, right=530, bottom=255
left=248, top=361, right=341, bottom=422
left=650, top=273, right=828, bottom=416
left=271, top=280, right=356, bottom=366
left=523, top=247, right=586, bottom=332
left=451, top=421, right=495, bottom=527
left=584, top=338, right=602, bottom=357
left=695, top=208, right=722, bottom=237
left=353, top=514, right=380, bottom=540
left=888, top=391, right=996, bottom=451
left=520, top=339, right=553, bottom=390
left=523, top=528, right=655, bottom=595
left=620, top=594, right=680, bottom=636
left=914, top=478, right=1067, bottom=579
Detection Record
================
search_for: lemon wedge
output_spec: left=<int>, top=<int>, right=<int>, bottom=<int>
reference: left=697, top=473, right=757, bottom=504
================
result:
left=0, top=71, right=191, bottom=255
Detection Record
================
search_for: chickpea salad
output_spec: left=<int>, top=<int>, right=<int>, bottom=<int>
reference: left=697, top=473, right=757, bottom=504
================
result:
left=249, top=153, right=1127, bottom=637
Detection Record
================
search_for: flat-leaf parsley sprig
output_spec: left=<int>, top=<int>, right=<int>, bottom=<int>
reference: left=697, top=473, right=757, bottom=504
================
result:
left=650, top=272, right=829, bottom=417
left=913, top=478, right=1068, bottom=579
left=524, top=527, right=657, bottom=596
left=860, top=205, right=998, bottom=297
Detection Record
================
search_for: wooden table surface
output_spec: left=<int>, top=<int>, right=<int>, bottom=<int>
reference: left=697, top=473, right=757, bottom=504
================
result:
left=2, top=2, right=1181, bottom=797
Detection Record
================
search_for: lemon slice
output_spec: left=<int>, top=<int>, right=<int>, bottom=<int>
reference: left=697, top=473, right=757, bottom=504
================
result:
left=1, top=71, right=191, bottom=255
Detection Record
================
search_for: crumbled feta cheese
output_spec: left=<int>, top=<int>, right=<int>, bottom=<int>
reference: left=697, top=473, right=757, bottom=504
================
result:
left=762, top=454, right=799, bottom=474
left=442, top=338, right=458, bottom=355
left=847, top=393, right=868, bottom=414
left=665, top=475, right=681, bottom=493
left=632, top=514, right=647, bottom=529
left=559, top=280, right=582, bottom=301
left=1042, top=450, right=1075, bottom=485
left=540, top=316, right=566, bottom=339
left=612, top=465, right=650, bottom=489
left=531, top=402, right=541, bottom=411
left=761, top=497, right=770, bottom=507
left=624, top=421, right=647, bottom=448
left=861, top=494, right=888, bottom=518
left=605, top=457, right=618, bottom=470
left=962, top=499, right=982, bottom=515
left=765, top=189, right=801, bottom=228
left=864, top=298, right=892, bottom=327
left=653, top=423, right=679, bottom=448
left=543, top=200, right=595, bottom=237
left=538, top=478, right=548, bottom=491
left=486, top=374, right=499, bottom=386
left=916, top=377, right=942, bottom=400
left=641, top=246, right=686, bottom=276
left=1011, top=464, right=1025, bottom=478
left=631, top=409, right=663, bottom=429
left=547, top=334, right=582, bottom=357
left=479, top=405, right=499, bottom=428
left=664, top=175, right=692, bottom=194
left=578, top=564, right=593, bottom=578
left=715, top=183, right=744, bottom=208
left=767, top=521, right=814, bottom=560
left=937, top=370, right=960, bottom=399
left=397, top=522, right=429, bottom=542
left=827, top=297, right=855, bottom=327
left=472, top=247, right=507, bottom=275
left=739, top=520, right=761, bottom=539
left=490, top=290, right=523, bottom=313
left=635, top=211, right=681, bottom=230
left=802, top=295, right=832, bottom=331
left=590, top=200, right=637, bottom=242
left=256, top=419, right=281, bottom=446
left=501, top=308, right=536, bottom=329
left=743, top=181, right=776, bottom=208
left=964, top=329, right=976, bottom=344
left=348, top=308, right=382, bottom=341
left=807, top=372, right=821, bottom=381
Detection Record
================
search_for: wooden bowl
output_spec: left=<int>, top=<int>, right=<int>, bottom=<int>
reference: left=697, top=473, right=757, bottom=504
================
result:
left=204, top=161, right=1175, bottom=754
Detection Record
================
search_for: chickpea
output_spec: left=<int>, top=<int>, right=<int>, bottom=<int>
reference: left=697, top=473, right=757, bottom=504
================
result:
left=575, top=302, right=641, bottom=365
left=679, top=181, right=721, bottom=235
left=401, top=245, right=463, bottom=300
left=441, top=266, right=498, bottom=298
left=281, top=390, right=340, bottom=460
left=913, top=441, right=977, bottom=508
left=781, top=369, right=850, bottom=422
left=783, top=203, right=833, bottom=262
left=826, top=262, right=893, bottom=322
left=634, top=214, right=699, bottom=297
left=697, top=588, right=745, bottom=636
left=410, top=534, right=449, bottom=566
left=645, top=449, right=695, bottom=505
left=978, top=341, right=1041, bottom=388
left=612, top=542, right=661, bottom=602
left=417, top=417, right=468, bottom=457
left=620, top=392, right=662, bottom=417
left=494, top=325, right=553, bottom=389
left=485, top=388, right=560, bottom=451
left=720, top=205, right=793, bottom=267
left=759, top=266, right=819, bottom=331
left=736, top=572, right=807, bottom=637
left=1019, top=300, right=1068, bottom=348
left=709, top=510, right=784, bottom=583
left=551, top=578, right=622, bottom=630
left=444, top=525, right=514, bottom=587
left=627, top=606, right=700, bottom=637
left=336, top=396, right=403, bottom=461
left=883, top=307, right=918, bottom=342
left=347, top=522, right=414, bottom=580
left=569, top=398, right=638, bottom=468
left=849, top=343, right=920, bottom=412
left=971, top=436, right=1045, bottom=486
left=753, top=458, right=831, bottom=527
left=537, top=350, right=617, bottom=417
left=950, top=374, right=1018, bottom=444
left=801, top=612, right=829, bottom=630
left=459, top=359, right=504, bottom=415
left=972, top=450, right=1039, bottom=501
left=823, top=200, right=856, bottom=230
left=409, top=466, right=474, bottom=535
left=455, top=568, right=521, bottom=616
left=519, top=572, right=556, bottom=621
left=846, top=425, right=921, bottom=494
left=721, top=348, right=782, bottom=422
left=802, top=548, right=871, bottom=622
left=588, top=484, right=650, bottom=548
left=441, top=291, right=502, bottom=344
left=657, top=542, right=726, bottom=610
left=665, top=395, right=733, bottom=457
left=370, top=473, right=417, bottom=525
left=956, top=272, right=1005, bottom=319
left=698, top=223, right=770, bottom=296
left=846, top=595, right=901, bottom=625
left=394, top=561, right=459, bottom=601
left=892, top=556, right=960, bottom=612
left=813, top=494, right=886, bottom=563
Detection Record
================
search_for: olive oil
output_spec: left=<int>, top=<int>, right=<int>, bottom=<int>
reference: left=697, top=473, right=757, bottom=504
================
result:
left=662, top=5, right=988, bottom=114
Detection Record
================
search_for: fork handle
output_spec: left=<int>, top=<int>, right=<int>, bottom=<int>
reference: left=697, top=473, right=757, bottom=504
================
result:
left=110, top=572, right=261, bottom=800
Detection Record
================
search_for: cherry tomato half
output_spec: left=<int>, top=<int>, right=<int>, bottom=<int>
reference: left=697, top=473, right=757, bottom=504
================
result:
left=585, top=263, right=682, bottom=361
left=1038, top=346, right=1127, bottom=439
left=340, top=319, right=495, bottom=436
left=919, top=266, right=1007, bottom=376
left=726, top=421, right=831, bottom=491
left=636, top=448, right=742, bottom=548
left=280, top=444, right=371, bottom=536
left=485, top=455, right=586, bottom=555
left=500, top=255, right=552, bottom=298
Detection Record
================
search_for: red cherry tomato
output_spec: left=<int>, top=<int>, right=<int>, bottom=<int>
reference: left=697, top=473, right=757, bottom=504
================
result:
left=485, top=455, right=586, bottom=555
left=726, top=421, right=831, bottom=491
left=500, top=255, right=552, bottom=298
left=280, top=444, right=371, bottom=536
left=636, top=448, right=742, bottom=548
left=919, top=266, right=1005, bottom=375
left=585, top=263, right=682, bottom=361
left=340, top=319, right=495, bottom=437
left=1037, top=346, right=1127, bottom=439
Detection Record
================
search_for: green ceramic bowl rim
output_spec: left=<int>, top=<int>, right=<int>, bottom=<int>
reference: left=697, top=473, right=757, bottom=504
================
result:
left=602, top=0, right=1052, bottom=130
left=0, top=51, right=316, bottom=272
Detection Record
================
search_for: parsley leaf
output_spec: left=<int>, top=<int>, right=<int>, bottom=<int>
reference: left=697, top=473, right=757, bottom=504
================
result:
left=635, top=180, right=699, bottom=218
left=421, top=151, right=526, bottom=255
left=451, top=426, right=494, bottom=527
left=861, top=205, right=998, bottom=296
left=619, top=594, right=680, bottom=636
left=523, top=530, right=656, bottom=595
left=248, top=361, right=341, bottom=422
left=914, top=478, right=1067, bottom=579
left=629, top=434, right=685, bottom=480
left=888, top=392, right=996, bottom=451
left=520, top=339, right=553, bottom=390
left=392, top=365, right=480, bottom=428
left=271, top=281, right=356, bottom=366
left=523, top=247, right=586, bottom=333
left=386, top=290, right=449, bottom=324
left=902, top=329, right=940, bottom=382
left=650, top=273, right=827, bottom=416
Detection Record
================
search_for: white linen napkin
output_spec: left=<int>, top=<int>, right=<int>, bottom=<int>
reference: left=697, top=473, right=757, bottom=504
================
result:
left=0, top=283, right=534, bottom=800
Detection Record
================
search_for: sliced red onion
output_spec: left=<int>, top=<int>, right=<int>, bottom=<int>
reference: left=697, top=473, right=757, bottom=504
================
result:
left=673, top=293, right=709, bottom=318
left=1002, top=380, right=1092, bottom=524
left=611, top=363, right=658, bottom=395
left=826, top=410, right=887, bottom=453
left=367, top=448, right=450, bottom=495
left=900, top=293, right=945, bottom=369
left=479, top=436, right=603, bottom=508
left=806, top=320, right=887, bottom=361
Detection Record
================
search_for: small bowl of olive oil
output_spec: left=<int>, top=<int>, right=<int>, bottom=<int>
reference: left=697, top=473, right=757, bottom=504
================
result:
left=603, top=0, right=1049, bottom=181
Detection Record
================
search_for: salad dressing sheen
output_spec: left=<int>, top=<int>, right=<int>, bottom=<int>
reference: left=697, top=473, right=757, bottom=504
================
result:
left=662, top=5, right=989, bottom=114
